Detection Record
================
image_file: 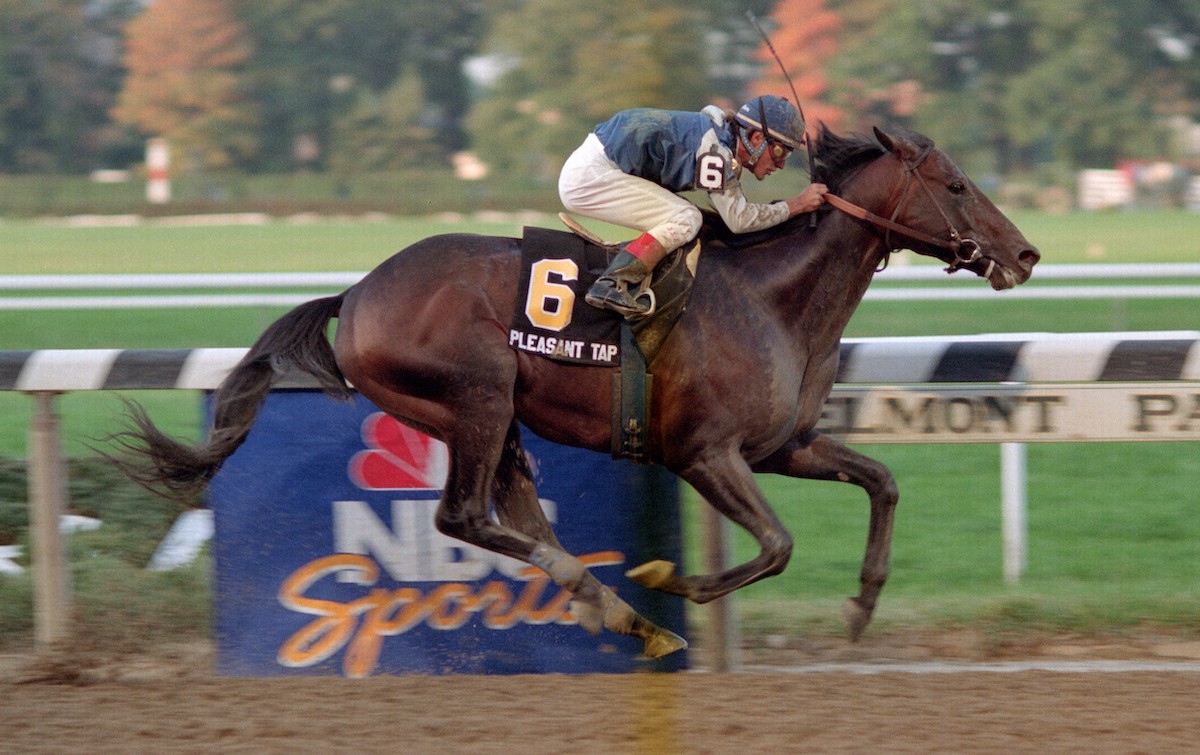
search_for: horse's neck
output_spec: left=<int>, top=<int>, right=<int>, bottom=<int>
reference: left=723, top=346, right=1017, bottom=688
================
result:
left=744, top=211, right=886, bottom=353
left=759, top=161, right=901, bottom=349
left=694, top=159, right=899, bottom=357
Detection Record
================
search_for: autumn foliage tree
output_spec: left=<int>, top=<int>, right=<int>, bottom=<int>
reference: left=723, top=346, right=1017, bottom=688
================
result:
left=749, top=0, right=843, bottom=133
left=113, top=0, right=259, bottom=169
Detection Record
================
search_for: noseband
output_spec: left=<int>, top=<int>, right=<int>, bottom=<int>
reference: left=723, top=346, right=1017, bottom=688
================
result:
left=823, top=144, right=991, bottom=276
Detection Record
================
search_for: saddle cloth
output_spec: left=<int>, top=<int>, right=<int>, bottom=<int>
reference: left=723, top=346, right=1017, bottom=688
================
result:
left=510, top=225, right=699, bottom=461
left=509, top=226, right=621, bottom=366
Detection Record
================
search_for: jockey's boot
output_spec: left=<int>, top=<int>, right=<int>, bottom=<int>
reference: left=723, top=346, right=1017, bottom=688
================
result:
left=586, top=232, right=666, bottom=318
left=586, top=250, right=650, bottom=316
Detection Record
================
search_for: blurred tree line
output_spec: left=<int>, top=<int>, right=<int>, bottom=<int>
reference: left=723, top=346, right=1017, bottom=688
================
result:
left=1, top=0, right=1196, bottom=182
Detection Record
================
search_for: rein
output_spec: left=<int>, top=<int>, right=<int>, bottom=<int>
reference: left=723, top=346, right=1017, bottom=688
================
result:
left=822, top=146, right=988, bottom=276
left=823, top=193, right=962, bottom=255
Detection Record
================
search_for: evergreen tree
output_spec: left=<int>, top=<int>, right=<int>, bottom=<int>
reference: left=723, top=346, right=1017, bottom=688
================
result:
left=826, top=0, right=1191, bottom=174
left=328, top=68, right=439, bottom=173
left=467, top=0, right=710, bottom=181
left=0, top=0, right=140, bottom=173
left=235, top=0, right=480, bottom=171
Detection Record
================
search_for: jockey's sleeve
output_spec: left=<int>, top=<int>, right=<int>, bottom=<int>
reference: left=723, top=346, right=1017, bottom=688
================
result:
left=708, top=177, right=791, bottom=234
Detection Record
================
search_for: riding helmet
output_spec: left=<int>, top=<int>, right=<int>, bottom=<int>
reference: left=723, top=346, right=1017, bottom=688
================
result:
left=734, top=95, right=805, bottom=151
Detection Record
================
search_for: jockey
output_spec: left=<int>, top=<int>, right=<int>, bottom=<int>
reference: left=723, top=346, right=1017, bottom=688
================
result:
left=559, top=95, right=829, bottom=317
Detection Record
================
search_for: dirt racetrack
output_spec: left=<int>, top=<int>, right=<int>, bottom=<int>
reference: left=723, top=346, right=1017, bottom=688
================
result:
left=4, top=635, right=1200, bottom=753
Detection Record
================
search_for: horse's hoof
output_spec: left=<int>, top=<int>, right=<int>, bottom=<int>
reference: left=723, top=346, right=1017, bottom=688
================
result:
left=841, top=597, right=872, bottom=642
left=569, top=600, right=603, bottom=635
left=643, top=629, right=688, bottom=659
left=626, top=560, right=676, bottom=589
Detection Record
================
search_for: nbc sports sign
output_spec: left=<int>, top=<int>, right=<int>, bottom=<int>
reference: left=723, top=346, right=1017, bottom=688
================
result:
left=208, top=391, right=686, bottom=676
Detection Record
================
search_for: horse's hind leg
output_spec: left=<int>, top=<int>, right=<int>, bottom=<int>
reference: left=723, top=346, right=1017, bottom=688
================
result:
left=440, top=415, right=686, bottom=658
left=489, top=424, right=683, bottom=651
left=751, top=430, right=899, bottom=641
left=489, top=421, right=560, bottom=547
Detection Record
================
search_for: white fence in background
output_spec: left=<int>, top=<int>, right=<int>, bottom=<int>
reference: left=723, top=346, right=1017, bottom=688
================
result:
left=1, top=264, right=1199, bottom=309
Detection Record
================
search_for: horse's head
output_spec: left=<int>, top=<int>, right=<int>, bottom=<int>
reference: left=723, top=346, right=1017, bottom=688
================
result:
left=819, top=126, right=1039, bottom=289
left=871, top=127, right=1039, bottom=288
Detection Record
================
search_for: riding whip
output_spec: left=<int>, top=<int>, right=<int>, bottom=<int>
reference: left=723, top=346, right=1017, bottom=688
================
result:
left=745, top=9, right=818, bottom=226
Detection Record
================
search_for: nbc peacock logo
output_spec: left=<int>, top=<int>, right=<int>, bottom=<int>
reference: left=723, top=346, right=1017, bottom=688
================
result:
left=347, top=413, right=449, bottom=491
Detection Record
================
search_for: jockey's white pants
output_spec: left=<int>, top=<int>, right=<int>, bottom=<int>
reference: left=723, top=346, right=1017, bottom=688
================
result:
left=558, top=133, right=702, bottom=253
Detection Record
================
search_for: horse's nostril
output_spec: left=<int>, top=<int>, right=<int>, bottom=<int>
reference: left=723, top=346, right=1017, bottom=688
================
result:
left=1019, top=248, right=1040, bottom=266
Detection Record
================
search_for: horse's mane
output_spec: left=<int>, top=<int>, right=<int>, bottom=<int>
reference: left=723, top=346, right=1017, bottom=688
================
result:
left=810, top=125, right=886, bottom=193
left=700, top=125, right=933, bottom=249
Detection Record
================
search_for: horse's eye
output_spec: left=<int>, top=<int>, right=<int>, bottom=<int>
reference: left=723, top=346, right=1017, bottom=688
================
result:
left=949, top=180, right=967, bottom=195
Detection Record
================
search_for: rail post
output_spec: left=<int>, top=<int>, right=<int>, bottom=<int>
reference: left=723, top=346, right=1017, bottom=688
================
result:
left=1001, top=442, right=1028, bottom=584
left=702, top=504, right=740, bottom=671
left=28, top=391, right=72, bottom=647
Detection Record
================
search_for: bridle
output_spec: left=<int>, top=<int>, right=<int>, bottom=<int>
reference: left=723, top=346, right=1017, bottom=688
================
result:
left=742, top=10, right=989, bottom=275
left=823, top=144, right=991, bottom=277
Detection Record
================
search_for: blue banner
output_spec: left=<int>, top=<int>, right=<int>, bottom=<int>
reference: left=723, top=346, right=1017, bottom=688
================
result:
left=208, top=391, right=686, bottom=676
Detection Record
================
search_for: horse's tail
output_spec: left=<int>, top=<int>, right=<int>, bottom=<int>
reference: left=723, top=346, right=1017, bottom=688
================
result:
left=109, top=294, right=349, bottom=500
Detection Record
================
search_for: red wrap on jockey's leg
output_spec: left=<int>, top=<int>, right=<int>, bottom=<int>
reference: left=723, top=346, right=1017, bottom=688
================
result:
left=624, top=232, right=670, bottom=270
left=625, top=232, right=662, bottom=261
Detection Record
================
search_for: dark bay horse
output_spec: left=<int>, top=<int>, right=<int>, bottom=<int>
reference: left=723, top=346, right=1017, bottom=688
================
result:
left=115, top=126, right=1039, bottom=658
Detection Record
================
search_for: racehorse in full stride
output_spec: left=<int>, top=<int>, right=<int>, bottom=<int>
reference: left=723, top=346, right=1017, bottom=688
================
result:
left=113, top=126, right=1039, bottom=657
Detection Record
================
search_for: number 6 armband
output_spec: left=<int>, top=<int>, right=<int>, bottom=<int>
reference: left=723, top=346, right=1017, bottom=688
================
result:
left=696, top=146, right=737, bottom=192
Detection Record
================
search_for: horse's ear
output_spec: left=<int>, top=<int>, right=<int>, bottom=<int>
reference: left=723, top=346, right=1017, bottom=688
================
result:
left=873, top=126, right=924, bottom=162
left=873, top=126, right=896, bottom=154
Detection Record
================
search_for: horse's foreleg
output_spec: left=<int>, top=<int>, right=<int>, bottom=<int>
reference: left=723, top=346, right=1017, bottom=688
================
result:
left=752, top=430, right=899, bottom=642
left=628, top=448, right=794, bottom=603
left=438, top=419, right=685, bottom=658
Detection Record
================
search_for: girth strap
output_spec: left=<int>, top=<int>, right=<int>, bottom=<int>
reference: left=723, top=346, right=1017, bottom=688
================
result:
left=612, top=322, right=652, bottom=463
